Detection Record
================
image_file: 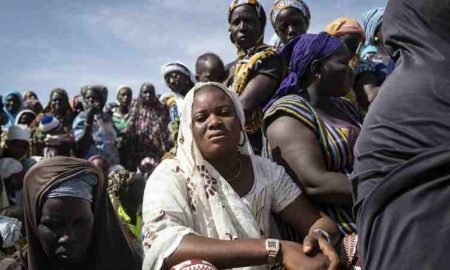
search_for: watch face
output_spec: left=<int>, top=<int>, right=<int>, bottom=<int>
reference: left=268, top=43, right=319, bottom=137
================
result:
left=268, top=241, right=277, bottom=249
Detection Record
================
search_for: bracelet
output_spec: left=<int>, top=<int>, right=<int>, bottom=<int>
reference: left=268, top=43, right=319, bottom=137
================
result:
left=312, top=229, right=332, bottom=244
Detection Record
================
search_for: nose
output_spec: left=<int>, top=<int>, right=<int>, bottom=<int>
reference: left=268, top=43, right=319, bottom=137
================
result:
left=287, top=25, right=298, bottom=38
left=207, top=114, right=222, bottom=129
left=58, top=226, right=74, bottom=245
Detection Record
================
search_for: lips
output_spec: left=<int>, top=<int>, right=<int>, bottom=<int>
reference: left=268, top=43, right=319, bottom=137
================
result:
left=208, top=131, right=227, bottom=140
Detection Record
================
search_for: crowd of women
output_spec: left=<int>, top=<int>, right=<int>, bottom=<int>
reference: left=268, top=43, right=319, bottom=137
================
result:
left=1, top=0, right=449, bottom=269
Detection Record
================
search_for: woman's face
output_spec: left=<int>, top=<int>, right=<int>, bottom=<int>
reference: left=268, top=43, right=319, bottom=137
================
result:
left=140, top=85, right=157, bottom=105
left=274, top=8, right=307, bottom=44
left=318, top=45, right=353, bottom=97
left=6, top=95, right=21, bottom=114
left=50, top=92, right=67, bottom=114
left=165, top=72, right=192, bottom=97
left=229, top=5, right=263, bottom=50
left=38, top=197, right=94, bottom=266
left=117, top=88, right=132, bottom=107
left=340, top=33, right=362, bottom=56
left=18, top=112, right=36, bottom=126
left=192, top=87, right=241, bottom=161
left=84, top=89, right=103, bottom=113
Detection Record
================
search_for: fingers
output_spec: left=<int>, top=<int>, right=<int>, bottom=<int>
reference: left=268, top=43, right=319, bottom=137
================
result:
left=317, top=238, right=340, bottom=270
left=303, top=234, right=321, bottom=255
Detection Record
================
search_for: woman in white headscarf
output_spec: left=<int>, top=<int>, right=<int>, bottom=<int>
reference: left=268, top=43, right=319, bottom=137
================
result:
left=142, top=82, right=340, bottom=270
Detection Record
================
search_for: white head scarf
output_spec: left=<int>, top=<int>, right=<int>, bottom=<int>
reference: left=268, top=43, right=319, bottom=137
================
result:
left=142, top=82, right=262, bottom=270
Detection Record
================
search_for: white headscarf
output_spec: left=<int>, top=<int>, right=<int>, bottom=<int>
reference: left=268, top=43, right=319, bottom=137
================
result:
left=142, top=82, right=262, bottom=270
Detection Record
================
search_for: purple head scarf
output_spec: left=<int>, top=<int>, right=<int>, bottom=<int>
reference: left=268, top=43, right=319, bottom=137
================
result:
left=264, top=32, right=343, bottom=111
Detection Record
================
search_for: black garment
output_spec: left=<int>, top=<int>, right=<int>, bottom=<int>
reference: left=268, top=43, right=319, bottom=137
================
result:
left=351, top=0, right=450, bottom=269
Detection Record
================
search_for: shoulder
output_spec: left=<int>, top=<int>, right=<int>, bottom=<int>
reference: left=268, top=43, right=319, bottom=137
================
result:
left=250, top=155, right=286, bottom=182
left=263, top=94, right=316, bottom=131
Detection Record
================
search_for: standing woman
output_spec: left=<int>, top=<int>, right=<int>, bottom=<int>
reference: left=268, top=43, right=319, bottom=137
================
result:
left=228, top=0, right=283, bottom=154
left=112, top=86, right=133, bottom=134
left=2, top=92, right=24, bottom=129
left=352, top=0, right=450, bottom=268
left=73, top=85, right=119, bottom=165
left=270, top=0, right=311, bottom=47
left=122, top=83, right=171, bottom=171
left=0, top=156, right=142, bottom=269
left=263, top=33, right=362, bottom=268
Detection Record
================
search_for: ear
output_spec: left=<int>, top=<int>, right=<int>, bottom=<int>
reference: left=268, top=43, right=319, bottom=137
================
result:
left=310, top=60, right=321, bottom=77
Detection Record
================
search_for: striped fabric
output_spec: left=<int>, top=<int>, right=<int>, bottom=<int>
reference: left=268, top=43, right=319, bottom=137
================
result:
left=264, top=94, right=363, bottom=235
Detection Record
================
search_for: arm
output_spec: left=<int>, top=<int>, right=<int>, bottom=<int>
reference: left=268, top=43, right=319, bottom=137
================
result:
left=74, top=109, right=95, bottom=156
left=278, top=195, right=340, bottom=246
left=354, top=72, right=379, bottom=109
left=266, top=116, right=353, bottom=206
left=164, top=235, right=332, bottom=270
left=240, top=74, right=279, bottom=122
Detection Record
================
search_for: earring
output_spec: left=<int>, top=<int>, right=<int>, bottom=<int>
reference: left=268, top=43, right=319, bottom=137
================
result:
left=238, top=129, right=246, bottom=147
left=315, top=73, right=322, bottom=80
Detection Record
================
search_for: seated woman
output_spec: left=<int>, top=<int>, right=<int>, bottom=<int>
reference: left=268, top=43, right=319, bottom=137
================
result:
left=14, top=110, right=36, bottom=127
left=270, top=0, right=311, bottom=48
left=0, top=156, right=142, bottom=270
left=142, top=82, right=340, bottom=270
left=263, top=33, right=362, bottom=268
left=73, top=85, right=120, bottom=165
left=228, top=0, right=284, bottom=155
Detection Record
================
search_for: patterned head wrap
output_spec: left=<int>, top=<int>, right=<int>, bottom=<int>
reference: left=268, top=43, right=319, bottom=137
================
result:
left=228, top=0, right=266, bottom=28
left=361, top=7, right=385, bottom=46
left=271, top=0, right=311, bottom=29
left=45, top=172, right=97, bottom=203
left=264, top=32, right=343, bottom=111
left=325, top=17, right=365, bottom=41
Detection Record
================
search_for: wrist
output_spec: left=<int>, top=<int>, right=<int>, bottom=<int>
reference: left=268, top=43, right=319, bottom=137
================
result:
left=312, top=229, right=332, bottom=244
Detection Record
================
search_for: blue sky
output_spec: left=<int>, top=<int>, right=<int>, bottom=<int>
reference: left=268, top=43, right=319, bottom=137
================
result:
left=0, top=0, right=387, bottom=104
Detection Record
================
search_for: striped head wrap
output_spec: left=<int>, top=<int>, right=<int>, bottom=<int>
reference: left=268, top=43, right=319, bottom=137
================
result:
left=325, top=17, right=365, bottom=41
left=271, top=0, right=311, bottom=29
left=361, top=7, right=385, bottom=46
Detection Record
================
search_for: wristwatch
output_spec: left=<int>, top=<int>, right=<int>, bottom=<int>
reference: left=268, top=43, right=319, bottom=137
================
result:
left=265, top=239, right=280, bottom=266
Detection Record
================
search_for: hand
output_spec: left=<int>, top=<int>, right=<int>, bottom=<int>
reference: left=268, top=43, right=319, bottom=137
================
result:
left=303, top=234, right=340, bottom=270
left=86, top=107, right=96, bottom=123
left=44, top=135, right=62, bottom=146
left=281, top=240, right=334, bottom=270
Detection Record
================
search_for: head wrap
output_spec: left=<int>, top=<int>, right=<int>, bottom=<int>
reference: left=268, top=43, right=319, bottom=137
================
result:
left=228, top=0, right=266, bottom=27
left=6, top=124, right=31, bottom=141
left=361, top=7, right=385, bottom=46
left=325, top=17, right=365, bottom=41
left=22, top=91, right=37, bottom=101
left=0, top=157, right=23, bottom=179
left=45, top=172, right=97, bottom=203
left=107, top=169, right=135, bottom=201
left=14, top=156, right=142, bottom=269
left=80, top=85, right=108, bottom=106
left=14, top=109, right=36, bottom=125
left=270, top=0, right=311, bottom=29
left=116, top=85, right=132, bottom=101
left=161, top=62, right=195, bottom=84
left=2, top=91, right=24, bottom=129
left=264, top=32, right=343, bottom=111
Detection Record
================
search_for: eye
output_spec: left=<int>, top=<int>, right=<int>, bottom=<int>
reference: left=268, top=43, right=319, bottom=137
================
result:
left=42, top=218, right=64, bottom=230
left=194, top=114, right=207, bottom=123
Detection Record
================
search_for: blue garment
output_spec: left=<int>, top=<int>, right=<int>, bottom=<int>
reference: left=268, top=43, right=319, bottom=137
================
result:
left=2, top=91, right=24, bottom=129
left=73, top=111, right=119, bottom=165
left=361, top=7, right=385, bottom=47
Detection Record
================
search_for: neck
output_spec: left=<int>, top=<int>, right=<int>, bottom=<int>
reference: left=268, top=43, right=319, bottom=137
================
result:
left=118, top=105, right=129, bottom=114
left=207, top=150, right=240, bottom=179
left=306, top=83, right=330, bottom=109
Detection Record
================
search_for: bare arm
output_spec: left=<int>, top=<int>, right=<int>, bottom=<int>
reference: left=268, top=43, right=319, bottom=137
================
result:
left=266, top=116, right=353, bottom=206
left=240, top=74, right=279, bottom=122
left=278, top=195, right=341, bottom=246
left=354, top=72, right=379, bottom=109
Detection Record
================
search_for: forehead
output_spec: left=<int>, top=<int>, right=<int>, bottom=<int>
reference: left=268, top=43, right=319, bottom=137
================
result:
left=41, top=197, right=92, bottom=217
left=192, top=87, right=234, bottom=110
left=230, top=5, right=258, bottom=20
left=276, top=8, right=306, bottom=24
left=118, top=88, right=132, bottom=94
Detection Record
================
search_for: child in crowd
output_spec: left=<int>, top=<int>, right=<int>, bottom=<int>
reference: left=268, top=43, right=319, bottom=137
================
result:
left=195, top=52, right=227, bottom=83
